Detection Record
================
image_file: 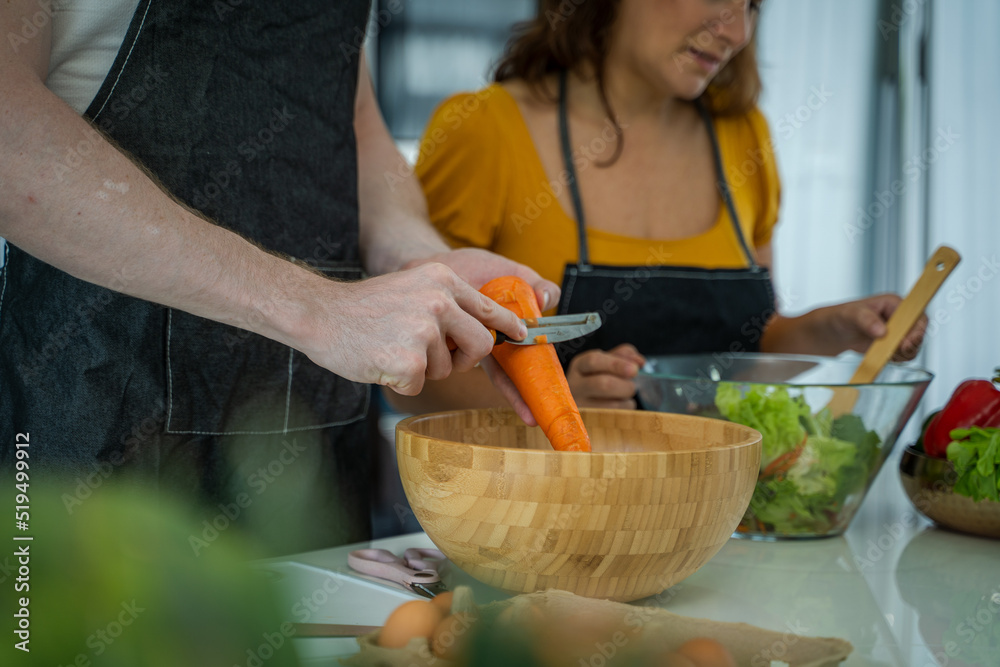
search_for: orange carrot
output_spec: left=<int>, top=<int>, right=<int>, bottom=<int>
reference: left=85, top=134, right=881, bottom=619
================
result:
left=480, top=276, right=591, bottom=452
left=761, top=438, right=807, bottom=479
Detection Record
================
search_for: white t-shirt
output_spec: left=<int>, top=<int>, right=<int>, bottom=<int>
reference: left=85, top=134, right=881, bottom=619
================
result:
left=46, top=0, right=142, bottom=114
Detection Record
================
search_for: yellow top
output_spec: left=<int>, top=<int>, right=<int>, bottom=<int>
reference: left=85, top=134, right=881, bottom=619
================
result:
left=416, top=84, right=781, bottom=306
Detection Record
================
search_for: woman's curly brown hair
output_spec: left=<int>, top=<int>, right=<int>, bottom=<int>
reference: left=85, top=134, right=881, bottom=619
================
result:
left=494, top=0, right=762, bottom=163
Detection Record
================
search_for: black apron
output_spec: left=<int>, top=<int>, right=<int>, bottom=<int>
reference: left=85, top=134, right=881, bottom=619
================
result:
left=0, top=0, right=375, bottom=554
left=553, top=71, right=776, bottom=369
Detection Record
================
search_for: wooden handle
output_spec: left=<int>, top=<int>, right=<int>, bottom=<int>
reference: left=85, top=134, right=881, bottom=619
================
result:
left=292, top=623, right=381, bottom=638
left=850, top=245, right=961, bottom=384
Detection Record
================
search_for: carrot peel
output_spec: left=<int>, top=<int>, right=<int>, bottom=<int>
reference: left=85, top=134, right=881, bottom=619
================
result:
left=761, top=439, right=806, bottom=478
left=480, top=276, right=591, bottom=452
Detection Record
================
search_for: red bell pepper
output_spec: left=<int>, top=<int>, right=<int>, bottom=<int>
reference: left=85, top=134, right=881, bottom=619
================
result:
left=923, top=369, right=1000, bottom=458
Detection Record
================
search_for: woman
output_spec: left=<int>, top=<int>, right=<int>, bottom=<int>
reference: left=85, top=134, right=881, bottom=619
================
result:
left=389, top=0, right=926, bottom=414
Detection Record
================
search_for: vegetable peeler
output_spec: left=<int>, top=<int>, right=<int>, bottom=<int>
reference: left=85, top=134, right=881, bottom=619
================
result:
left=494, top=312, right=603, bottom=345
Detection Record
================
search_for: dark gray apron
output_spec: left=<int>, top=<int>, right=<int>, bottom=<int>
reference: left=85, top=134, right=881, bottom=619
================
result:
left=0, top=0, right=375, bottom=554
left=554, top=70, right=776, bottom=371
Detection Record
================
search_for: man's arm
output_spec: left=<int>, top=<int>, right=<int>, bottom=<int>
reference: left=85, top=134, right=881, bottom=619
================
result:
left=0, top=5, right=524, bottom=395
left=354, top=54, right=448, bottom=276
left=352, top=54, right=560, bottom=304
left=352, top=55, right=564, bottom=422
left=0, top=13, right=301, bottom=344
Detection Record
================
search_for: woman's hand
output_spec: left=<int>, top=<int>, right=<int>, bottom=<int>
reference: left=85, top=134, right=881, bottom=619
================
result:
left=566, top=344, right=647, bottom=409
left=823, top=294, right=928, bottom=360
left=764, top=294, right=928, bottom=360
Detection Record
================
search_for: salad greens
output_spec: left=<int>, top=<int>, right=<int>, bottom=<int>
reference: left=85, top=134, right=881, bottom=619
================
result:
left=946, top=426, right=1000, bottom=502
left=715, top=384, right=882, bottom=535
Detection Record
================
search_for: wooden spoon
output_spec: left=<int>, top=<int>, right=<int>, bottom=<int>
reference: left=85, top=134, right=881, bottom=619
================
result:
left=292, top=622, right=381, bottom=637
left=827, top=245, right=961, bottom=417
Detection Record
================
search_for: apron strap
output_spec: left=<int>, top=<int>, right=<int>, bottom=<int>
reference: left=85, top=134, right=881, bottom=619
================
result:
left=558, top=69, right=592, bottom=268
left=695, top=99, right=760, bottom=269
left=557, top=70, right=760, bottom=271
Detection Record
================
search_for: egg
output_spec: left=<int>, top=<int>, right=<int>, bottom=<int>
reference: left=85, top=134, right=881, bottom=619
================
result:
left=430, top=591, right=454, bottom=614
left=430, top=611, right=476, bottom=660
left=675, top=637, right=737, bottom=667
left=377, top=599, right=444, bottom=649
left=651, top=652, right=699, bottom=667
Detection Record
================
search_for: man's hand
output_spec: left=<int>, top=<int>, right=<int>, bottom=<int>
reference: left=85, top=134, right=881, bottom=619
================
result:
left=566, top=344, right=647, bottom=409
left=405, top=248, right=562, bottom=424
left=353, top=51, right=560, bottom=411
left=289, top=263, right=528, bottom=396
left=405, top=247, right=561, bottom=314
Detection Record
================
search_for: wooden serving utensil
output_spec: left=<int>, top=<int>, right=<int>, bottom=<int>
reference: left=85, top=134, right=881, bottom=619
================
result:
left=827, top=245, right=961, bottom=417
left=292, top=622, right=381, bottom=637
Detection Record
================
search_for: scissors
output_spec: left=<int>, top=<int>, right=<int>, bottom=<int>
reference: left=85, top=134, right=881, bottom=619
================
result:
left=347, top=547, right=448, bottom=599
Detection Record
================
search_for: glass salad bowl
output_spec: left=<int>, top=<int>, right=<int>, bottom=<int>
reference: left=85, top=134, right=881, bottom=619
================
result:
left=636, top=353, right=933, bottom=539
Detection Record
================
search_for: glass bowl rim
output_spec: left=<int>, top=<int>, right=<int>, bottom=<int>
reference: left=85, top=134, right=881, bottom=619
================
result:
left=636, top=351, right=934, bottom=388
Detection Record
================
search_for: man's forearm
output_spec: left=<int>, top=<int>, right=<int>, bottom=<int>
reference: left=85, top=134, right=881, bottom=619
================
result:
left=354, top=59, right=448, bottom=276
left=0, top=65, right=322, bottom=349
left=356, top=140, right=448, bottom=276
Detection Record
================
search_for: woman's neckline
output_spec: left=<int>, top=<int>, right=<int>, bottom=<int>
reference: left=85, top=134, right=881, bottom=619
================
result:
left=490, top=81, right=731, bottom=247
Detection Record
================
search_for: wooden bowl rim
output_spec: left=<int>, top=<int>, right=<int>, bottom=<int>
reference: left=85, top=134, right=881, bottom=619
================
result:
left=395, top=407, right=762, bottom=455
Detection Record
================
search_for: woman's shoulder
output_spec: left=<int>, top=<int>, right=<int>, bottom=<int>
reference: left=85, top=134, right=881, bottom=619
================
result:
left=428, top=78, right=557, bottom=130
left=713, top=104, right=774, bottom=145
left=498, top=77, right=558, bottom=112
left=712, top=105, right=778, bottom=181
left=425, top=83, right=523, bottom=138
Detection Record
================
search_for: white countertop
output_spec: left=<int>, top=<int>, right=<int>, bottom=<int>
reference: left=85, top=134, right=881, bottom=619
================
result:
left=259, top=457, right=1000, bottom=667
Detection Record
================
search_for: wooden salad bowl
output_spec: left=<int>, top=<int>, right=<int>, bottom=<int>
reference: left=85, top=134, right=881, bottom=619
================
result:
left=396, top=408, right=761, bottom=602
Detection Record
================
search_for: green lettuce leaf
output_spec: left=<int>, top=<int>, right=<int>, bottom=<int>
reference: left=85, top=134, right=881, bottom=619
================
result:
left=715, top=383, right=809, bottom=466
left=746, top=478, right=837, bottom=534
left=719, top=385, right=883, bottom=534
left=832, top=413, right=883, bottom=472
left=947, top=427, right=1000, bottom=503
left=786, top=435, right=856, bottom=497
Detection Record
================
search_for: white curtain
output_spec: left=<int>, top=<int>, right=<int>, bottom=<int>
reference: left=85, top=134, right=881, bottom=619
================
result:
left=758, top=0, right=998, bottom=413
left=755, top=0, right=880, bottom=314
left=757, top=8, right=998, bottom=666
left=921, top=0, right=1000, bottom=412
